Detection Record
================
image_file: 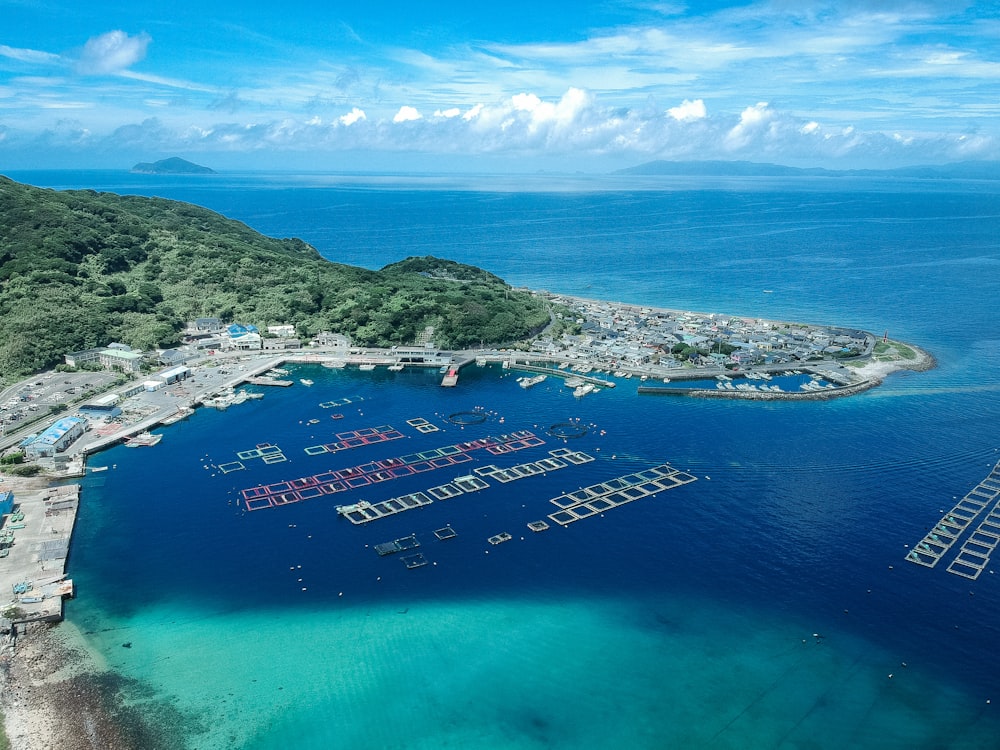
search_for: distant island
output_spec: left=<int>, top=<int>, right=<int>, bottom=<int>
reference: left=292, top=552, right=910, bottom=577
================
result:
left=130, top=157, right=215, bottom=175
left=615, top=159, right=1000, bottom=180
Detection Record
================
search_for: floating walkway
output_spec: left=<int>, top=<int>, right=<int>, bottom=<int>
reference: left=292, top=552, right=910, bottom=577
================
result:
left=906, top=460, right=1000, bottom=579
left=374, top=533, right=421, bottom=556
left=242, top=430, right=544, bottom=511
left=237, top=443, right=287, bottom=464
left=546, top=464, right=697, bottom=526
left=473, top=448, right=595, bottom=483
left=304, top=425, right=405, bottom=456
left=319, top=396, right=364, bottom=409
left=407, top=417, right=440, bottom=434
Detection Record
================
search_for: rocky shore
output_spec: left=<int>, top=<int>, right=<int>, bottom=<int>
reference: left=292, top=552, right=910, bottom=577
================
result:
left=0, top=619, right=192, bottom=750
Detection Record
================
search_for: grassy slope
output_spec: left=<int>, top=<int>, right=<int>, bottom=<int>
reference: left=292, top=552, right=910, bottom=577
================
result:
left=0, top=176, right=549, bottom=380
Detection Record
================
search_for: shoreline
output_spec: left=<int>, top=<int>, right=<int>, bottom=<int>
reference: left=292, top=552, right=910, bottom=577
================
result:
left=0, top=300, right=936, bottom=748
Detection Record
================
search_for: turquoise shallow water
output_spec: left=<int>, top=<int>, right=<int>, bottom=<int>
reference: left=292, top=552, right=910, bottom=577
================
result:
left=11, top=170, right=1000, bottom=748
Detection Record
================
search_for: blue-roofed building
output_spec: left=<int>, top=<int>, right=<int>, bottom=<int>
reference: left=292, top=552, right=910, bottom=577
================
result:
left=0, top=491, right=13, bottom=516
left=227, top=323, right=259, bottom=338
left=23, top=417, right=87, bottom=459
left=225, top=323, right=261, bottom=350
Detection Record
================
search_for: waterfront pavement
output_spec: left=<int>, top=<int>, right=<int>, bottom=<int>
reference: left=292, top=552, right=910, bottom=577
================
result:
left=0, top=476, right=77, bottom=625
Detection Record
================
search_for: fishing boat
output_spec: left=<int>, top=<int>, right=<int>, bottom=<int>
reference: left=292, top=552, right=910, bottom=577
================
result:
left=518, top=374, right=547, bottom=389
left=299, top=379, right=314, bottom=386
left=124, top=431, right=163, bottom=447
left=574, top=383, right=597, bottom=398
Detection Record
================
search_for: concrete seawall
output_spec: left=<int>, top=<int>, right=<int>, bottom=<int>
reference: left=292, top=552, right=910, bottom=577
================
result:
left=638, top=378, right=879, bottom=400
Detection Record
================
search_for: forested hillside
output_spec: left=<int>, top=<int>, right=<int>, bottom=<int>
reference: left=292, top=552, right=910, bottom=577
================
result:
left=0, top=176, right=550, bottom=378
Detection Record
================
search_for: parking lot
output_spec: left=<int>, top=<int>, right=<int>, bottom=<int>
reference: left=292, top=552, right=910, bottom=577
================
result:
left=1, top=371, right=122, bottom=432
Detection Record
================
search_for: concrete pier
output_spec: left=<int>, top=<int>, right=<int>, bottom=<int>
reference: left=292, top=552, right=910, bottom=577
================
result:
left=0, top=478, right=78, bottom=626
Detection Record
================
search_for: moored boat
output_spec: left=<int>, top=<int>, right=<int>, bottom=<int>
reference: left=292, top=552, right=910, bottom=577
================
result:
left=518, top=374, right=547, bottom=389
left=124, top=431, right=163, bottom=447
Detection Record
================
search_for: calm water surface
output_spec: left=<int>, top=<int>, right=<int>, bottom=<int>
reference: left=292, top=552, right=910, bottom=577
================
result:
left=10, top=169, right=1000, bottom=749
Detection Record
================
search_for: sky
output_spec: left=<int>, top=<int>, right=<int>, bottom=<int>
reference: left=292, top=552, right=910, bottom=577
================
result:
left=1, top=0, right=998, bottom=172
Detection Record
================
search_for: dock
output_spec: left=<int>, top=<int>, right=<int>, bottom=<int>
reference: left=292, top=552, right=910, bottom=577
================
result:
left=0, top=480, right=79, bottom=625
left=245, top=377, right=293, bottom=387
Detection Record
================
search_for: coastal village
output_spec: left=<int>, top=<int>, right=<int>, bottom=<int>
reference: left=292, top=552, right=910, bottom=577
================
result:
left=0, top=291, right=931, bottom=747
left=0, top=292, right=925, bottom=627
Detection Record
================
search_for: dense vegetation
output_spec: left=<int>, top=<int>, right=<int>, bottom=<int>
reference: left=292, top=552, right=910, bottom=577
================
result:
left=0, top=176, right=550, bottom=379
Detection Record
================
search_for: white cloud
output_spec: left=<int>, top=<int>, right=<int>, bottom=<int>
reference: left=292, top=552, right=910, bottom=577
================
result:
left=0, top=44, right=62, bottom=66
left=800, top=121, right=820, bottom=134
left=339, top=107, right=366, bottom=126
left=434, top=108, right=461, bottom=118
left=463, top=104, right=484, bottom=121
left=393, top=105, right=422, bottom=123
left=667, top=99, right=706, bottom=122
left=76, top=31, right=151, bottom=75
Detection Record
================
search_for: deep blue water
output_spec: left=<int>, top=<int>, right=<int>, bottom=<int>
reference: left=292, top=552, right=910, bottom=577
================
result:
left=8, top=170, right=1000, bottom=748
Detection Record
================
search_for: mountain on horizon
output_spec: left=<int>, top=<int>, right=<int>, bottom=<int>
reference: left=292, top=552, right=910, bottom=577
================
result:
left=614, top=160, right=1000, bottom=179
left=131, top=157, right=215, bottom=175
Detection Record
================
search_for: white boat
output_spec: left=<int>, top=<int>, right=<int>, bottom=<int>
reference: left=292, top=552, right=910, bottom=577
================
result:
left=574, top=383, right=596, bottom=398
left=323, top=361, right=346, bottom=369
left=518, top=374, right=547, bottom=389
left=124, top=431, right=163, bottom=447
left=299, top=379, right=314, bottom=386
left=359, top=363, right=376, bottom=371
left=388, top=363, right=404, bottom=371
left=89, top=465, right=109, bottom=472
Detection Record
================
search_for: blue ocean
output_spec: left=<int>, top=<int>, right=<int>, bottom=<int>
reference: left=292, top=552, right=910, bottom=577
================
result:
left=9, top=170, right=1000, bottom=749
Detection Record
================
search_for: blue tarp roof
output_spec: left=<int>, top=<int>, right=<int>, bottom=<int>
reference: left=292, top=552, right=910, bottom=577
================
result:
left=227, top=324, right=259, bottom=337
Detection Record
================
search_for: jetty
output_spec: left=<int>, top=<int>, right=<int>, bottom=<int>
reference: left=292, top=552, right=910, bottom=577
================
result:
left=245, top=376, right=293, bottom=387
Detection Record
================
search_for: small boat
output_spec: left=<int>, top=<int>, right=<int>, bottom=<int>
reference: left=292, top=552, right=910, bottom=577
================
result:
left=518, top=374, right=547, bottom=389
left=299, top=379, right=314, bottom=386
left=574, top=383, right=597, bottom=398
left=89, top=466, right=109, bottom=472
left=359, top=363, right=376, bottom=371
left=124, top=431, right=163, bottom=447
left=388, top=363, right=404, bottom=371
